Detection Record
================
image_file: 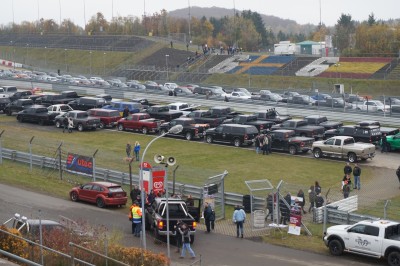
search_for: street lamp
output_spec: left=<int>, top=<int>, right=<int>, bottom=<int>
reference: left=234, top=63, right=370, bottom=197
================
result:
left=165, top=54, right=169, bottom=81
left=139, top=124, right=183, bottom=251
left=103, top=52, right=106, bottom=76
left=64, top=49, right=68, bottom=72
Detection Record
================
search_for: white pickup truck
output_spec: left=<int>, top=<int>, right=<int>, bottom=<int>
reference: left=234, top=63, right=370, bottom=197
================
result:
left=167, top=102, right=201, bottom=116
left=324, top=219, right=400, bottom=266
left=352, top=100, right=390, bottom=112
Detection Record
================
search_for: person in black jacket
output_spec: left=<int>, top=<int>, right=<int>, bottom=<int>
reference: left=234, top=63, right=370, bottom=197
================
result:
left=122, top=106, right=130, bottom=118
left=344, top=162, right=352, bottom=175
left=353, top=164, right=361, bottom=190
left=297, top=189, right=306, bottom=214
left=396, top=166, right=400, bottom=189
left=203, top=202, right=212, bottom=233
left=62, top=116, right=68, bottom=133
left=280, top=193, right=291, bottom=225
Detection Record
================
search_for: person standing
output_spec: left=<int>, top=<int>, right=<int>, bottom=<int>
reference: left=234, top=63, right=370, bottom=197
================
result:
left=266, top=193, right=274, bottom=221
left=267, top=133, right=272, bottom=154
left=122, top=106, right=130, bottom=118
left=134, top=141, right=141, bottom=161
left=126, top=142, right=132, bottom=158
left=353, top=163, right=361, bottom=190
left=262, top=134, right=269, bottom=155
left=308, top=186, right=315, bottom=213
left=396, top=165, right=400, bottom=189
left=344, top=162, right=352, bottom=176
left=62, top=115, right=68, bottom=133
left=179, top=223, right=196, bottom=259
left=175, top=220, right=185, bottom=253
left=67, top=117, right=74, bottom=133
left=342, top=174, right=352, bottom=190
left=381, top=133, right=388, bottom=153
left=203, top=202, right=212, bottom=233
left=315, top=193, right=324, bottom=207
left=131, top=201, right=142, bottom=237
left=314, top=181, right=322, bottom=195
left=254, top=133, right=260, bottom=154
left=297, top=189, right=306, bottom=214
left=232, top=205, right=246, bottom=238
left=342, top=181, right=350, bottom=199
left=130, top=185, right=140, bottom=204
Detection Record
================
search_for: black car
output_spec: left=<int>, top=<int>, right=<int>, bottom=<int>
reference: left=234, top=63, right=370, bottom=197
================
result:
left=0, top=97, right=11, bottom=113
left=324, top=125, right=382, bottom=144
left=205, top=124, right=258, bottom=147
left=4, top=98, right=34, bottom=115
left=68, top=97, right=107, bottom=111
left=269, top=129, right=314, bottom=155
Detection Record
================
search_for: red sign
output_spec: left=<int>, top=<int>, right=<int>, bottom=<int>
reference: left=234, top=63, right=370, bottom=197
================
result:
left=152, top=169, right=165, bottom=194
left=139, top=163, right=165, bottom=194
left=140, top=162, right=152, bottom=169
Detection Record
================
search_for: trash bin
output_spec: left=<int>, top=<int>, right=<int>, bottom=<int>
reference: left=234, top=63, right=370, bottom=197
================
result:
left=243, top=195, right=252, bottom=213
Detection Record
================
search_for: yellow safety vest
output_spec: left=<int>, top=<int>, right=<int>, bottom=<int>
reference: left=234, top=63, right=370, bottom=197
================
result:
left=132, top=206, right=142, bottom=219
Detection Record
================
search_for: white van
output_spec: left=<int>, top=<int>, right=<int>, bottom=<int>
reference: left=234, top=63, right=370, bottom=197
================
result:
left=1, top=86, right=17, bottom=95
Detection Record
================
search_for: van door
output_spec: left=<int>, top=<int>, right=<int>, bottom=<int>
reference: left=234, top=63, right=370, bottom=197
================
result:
left=347, top=224, right=382, bottom=257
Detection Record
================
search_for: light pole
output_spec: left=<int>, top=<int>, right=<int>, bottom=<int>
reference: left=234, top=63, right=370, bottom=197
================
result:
left=64, top=49, right=68, bottom=72
left=103, top=52, right=106, bottom=76
left=139, top=124, right=183, bottom=251
left=89, top=50, right=92, bottom=75
left=165, top=54, right=169, bottom=81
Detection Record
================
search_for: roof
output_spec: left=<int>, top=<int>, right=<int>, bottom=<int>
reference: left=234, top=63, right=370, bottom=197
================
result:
left=221, top=124, right=257, bottom=128
left=272, top=129, right=295, bottom=134
left=86, top=181, right=121, bottom=187
left=297, top=41, right=321, bottom=45
left=358, top=219, right=399, bottom=227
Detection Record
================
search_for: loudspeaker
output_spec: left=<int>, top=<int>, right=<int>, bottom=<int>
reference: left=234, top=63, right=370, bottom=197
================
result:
left=167, top=157, right=176, bottom=166
left=154, top=154, right=165, bottom=164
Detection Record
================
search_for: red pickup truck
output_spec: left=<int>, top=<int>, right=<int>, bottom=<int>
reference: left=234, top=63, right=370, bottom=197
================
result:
left=117, top=113, right=163, bottom=134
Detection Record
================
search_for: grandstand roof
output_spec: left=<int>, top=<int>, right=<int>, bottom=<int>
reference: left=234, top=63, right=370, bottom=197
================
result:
left=297, top=41, right=320, bottom=45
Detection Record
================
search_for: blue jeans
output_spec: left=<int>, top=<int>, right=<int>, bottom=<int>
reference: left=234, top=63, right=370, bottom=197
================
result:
left=181, top=243, right=195, bottom=258
left=354, top=176, right=360, bottom=190
left=135, top=151, right=139, bottom=161
left=134, top=221, right=142, bottom=236
left=236, top=221, right=244, bottom=237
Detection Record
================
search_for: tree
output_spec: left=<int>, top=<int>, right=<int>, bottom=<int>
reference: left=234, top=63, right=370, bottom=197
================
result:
left=367, top=13, right=377, bottom=26
left=335, top=13, right=355, bottom=52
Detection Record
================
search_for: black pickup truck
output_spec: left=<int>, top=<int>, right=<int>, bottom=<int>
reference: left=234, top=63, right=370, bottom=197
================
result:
left=253, top=109, right=291, bottom=124
left=35, top=91, right=81, bottom=106
left=146, top=105, right=183, bottom=122
left=271, top=119, right=325, bottom=139
left=4, top=98, right=34, bottom=115
left=16, top=105, right=58, bottom=125
left=270, top=129, right=314, bottom=155
left=223, top=114, right=275, bottom=132
left=207, top=106, right=241, bottom=119
left=324, top=125, right=382, bottom=144
left=304, top=115, right=343, bottom=131
left=145, top=198, right=197, bottom=244
left=185, top=110, right=225, bottom=127
left=159, top=117, right=210, bottom=140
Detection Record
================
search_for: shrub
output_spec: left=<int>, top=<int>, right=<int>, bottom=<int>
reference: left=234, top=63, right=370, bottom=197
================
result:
left=0, top=225, right=28, bottom=258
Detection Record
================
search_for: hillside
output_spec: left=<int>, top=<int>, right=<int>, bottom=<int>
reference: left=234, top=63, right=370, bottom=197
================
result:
left=168, top=6, right=317, bottom=35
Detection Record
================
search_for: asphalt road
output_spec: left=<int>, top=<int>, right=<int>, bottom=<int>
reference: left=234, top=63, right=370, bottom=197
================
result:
left=0, top=184, right=386, bottom=266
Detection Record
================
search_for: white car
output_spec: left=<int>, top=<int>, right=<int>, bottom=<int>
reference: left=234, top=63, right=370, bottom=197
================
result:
left=233, top=88, right=252, bottom=97
left=164, top=83, right=179, bottom=90
left=47, top=104, right=74, bottom=115
left=228, top=91, right=251, bottom=99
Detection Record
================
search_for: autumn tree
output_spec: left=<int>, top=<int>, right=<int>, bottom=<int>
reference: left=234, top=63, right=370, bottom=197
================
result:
left=86, top=12, right=109, bottom=34
left=335, top=13, right=355, bottom=52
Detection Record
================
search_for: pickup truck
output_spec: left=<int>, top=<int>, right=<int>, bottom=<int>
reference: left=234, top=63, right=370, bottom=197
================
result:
left=145, top=198, right=197, bottom=244
left=323, top=219, right=400, bottom=266
left=47, top=104, right=74, bottom=115
left=4, top=98, right=34, bottom=115
left=184, top=110, right=225, bottom=127
left=117, top=113, right=163, bottom=134
left=159, top=117, right=209, bottom=141
left=146, top=105, right=183, bottom=122
left=270, top=129, right=314, bottom=155
left=324, top=125, right=382, bottom=144
left=223, top=114, right=274, bottom=132
left=352, top=100, right=390, bottom=112
left=253, top=109, right=291, bottom=124
left=272, top=119, right=325, bottom=139
left=34, top=94, right=66, bottom=106
left=16, top=105, right=59, bottom=125
left=167, top=102, right=200, bottom=116
left=312, top=136, right=376, bottom=162
left=304, top=115, right=343, bottom=131
left=207, top=106, right=241, bottom=119
left=54, top=110, right=100, bottom=131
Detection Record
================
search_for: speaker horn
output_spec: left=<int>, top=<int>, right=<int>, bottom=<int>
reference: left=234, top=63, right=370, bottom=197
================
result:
left=167, top=156, right=176, bottom=166
left=154, top=154, right=165, bottom=164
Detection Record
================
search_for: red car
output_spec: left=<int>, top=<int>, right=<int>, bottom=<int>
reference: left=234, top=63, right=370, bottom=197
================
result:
left=69, top=182, right=127, bottom=208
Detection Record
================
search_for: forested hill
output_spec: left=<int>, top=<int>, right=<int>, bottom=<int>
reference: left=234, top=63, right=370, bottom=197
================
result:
left=168, top=6, right=316, bottom=35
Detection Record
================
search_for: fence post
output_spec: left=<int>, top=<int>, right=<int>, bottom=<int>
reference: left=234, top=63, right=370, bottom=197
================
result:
left=29, top=136, right=34, bottom=172
left=384, top=200, right=391, bottom=219
left=58, top=142, right=63, bottom=180
left=69, top=242, right=75, bottom=266
left=0, top=130, right=4, bottom=165
left=92, top=149, right=98, bottom=182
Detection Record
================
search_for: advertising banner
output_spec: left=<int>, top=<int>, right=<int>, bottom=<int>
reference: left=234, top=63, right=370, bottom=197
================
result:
left=151, top=169, right=165, bottom=194
left=288, top=196, right=303, bottom=236
left=66, top=153, right=93, bottom=175
left=139, top=162, right=165, bottom=194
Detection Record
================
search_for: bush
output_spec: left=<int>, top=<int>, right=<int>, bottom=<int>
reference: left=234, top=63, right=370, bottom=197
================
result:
left=0, top=225, right=28, bottom=259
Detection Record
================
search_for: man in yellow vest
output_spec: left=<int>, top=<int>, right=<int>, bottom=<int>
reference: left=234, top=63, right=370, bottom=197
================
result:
left=131, top=201, right=143, bottom=237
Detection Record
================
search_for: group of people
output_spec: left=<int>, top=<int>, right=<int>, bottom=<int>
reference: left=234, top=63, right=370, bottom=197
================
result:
left=126, top=141, right=141, bottom=161
left=341, top=162, right=362, bottom=198
left=62, top=116, right=74, bottom=133
left=254, top=132, right=272, bottom=155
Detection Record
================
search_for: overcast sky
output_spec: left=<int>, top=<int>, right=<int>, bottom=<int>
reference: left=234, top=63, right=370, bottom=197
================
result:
left=1, top=0, right=398, bottom=28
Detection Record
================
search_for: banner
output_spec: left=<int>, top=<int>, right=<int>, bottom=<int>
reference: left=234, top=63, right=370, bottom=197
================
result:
left=288, top=196, right=303, bottom=236
left=66, top=153, right=93, bottom=175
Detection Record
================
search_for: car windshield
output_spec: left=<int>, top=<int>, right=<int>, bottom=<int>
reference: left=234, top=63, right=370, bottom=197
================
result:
left=76, top=113, right=88, bottom=118
left=374, top=101, right=384, bottom=106
left=60, top=105, right=71, bottom=111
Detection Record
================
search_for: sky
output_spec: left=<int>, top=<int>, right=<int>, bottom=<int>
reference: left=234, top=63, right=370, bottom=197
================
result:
left=1, top=0, right=398, bottom=28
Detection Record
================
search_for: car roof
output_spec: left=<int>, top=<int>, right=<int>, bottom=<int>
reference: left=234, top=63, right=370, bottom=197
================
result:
left=221, top=124, right=256, bottom=128
left=27, top=219, right=62, bottom=226
left=86, top=181, right=121, bottom=187
left=89, top=108, right=118, bottom=113
left=272, top=129, right=295, bottom=134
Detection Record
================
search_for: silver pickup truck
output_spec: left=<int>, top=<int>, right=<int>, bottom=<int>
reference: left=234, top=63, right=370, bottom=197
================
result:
left=312, top=136, right=375, bottom=162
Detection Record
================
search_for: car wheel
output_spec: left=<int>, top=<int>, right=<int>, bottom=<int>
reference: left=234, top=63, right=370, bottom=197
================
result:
left=142, top=127, right=148, bottom=134
left=348, top=152, right=357, bottom=163
left=289, top=145, right=297, bottom=155
left=55, top=121, right=61, bottom=128
left=388, top=251, right=400, bottom=266
left=70, top=191, right=79, bottom=202
left=233, top=138, right=241, bottom=147
left=313, top=148, right=322, bottom=158
left=96, top=197, right=105, bottom=208
left=328, top=239, right=344, bottom=256
left=99, top=122, right=105, bottom=129
left=185, top=132, right=192, bottom=141
left=77, top=124, right=84, bottom=132
left=160, top=129, right=168, bottom=135
left=206, top=135, right=213, bottom=144
left=117, top=124, right=124, bottom=131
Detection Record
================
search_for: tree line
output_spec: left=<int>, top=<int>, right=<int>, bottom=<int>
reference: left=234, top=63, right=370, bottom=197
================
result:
left=1, top=10, right=399, bottom=56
